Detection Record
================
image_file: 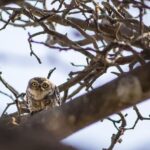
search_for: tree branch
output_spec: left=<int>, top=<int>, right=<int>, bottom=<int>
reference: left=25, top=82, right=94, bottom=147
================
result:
left=0, top=124, right=76, bottom=150
left=17, top=62, right=150, bottom=139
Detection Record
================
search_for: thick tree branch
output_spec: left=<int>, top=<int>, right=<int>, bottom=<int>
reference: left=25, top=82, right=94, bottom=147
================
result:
left=19, top=62, right=150, bottom=139
left=0, top=124, right=76, bottom=150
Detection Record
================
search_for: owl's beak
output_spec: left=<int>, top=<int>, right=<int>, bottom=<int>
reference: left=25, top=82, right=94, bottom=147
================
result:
left=40, top=86, right=45, bottom=91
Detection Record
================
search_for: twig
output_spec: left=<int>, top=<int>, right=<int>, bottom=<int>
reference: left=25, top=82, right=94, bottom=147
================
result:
left=0, top=74, right=19, bottom=97
left=106, top=112, right=126, bottom=150
left=47, top=68, right=56, bottom=79
left=1, top=102, right=16, bottom=117
left=28, top=32, right=42, bottom=64
left=0, top=90, right=14, bottom=101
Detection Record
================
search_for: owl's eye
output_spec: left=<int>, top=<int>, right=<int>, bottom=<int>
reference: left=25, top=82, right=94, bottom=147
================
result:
left=42, top=83, right=49, bottom=89
left=31, top=82, right=38, bottom=87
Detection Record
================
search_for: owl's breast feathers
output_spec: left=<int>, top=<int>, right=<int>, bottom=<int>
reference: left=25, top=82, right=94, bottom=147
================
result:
left=26, top=86, right=61, bottom=113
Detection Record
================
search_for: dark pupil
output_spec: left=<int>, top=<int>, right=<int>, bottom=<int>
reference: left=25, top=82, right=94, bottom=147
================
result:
left=43, top=83, right=48, bottom=88
left=32, top=82, right=37, bottom=86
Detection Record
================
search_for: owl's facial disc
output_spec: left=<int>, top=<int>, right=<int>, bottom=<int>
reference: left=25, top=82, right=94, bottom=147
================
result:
left=27, top=77, right=55, bottom=100
left=41, top=81, right=50, bottom=90
left=30, top=80, right=39, bottom=90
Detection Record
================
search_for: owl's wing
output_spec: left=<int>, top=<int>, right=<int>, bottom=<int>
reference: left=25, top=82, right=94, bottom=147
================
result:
left=53, top=86, right=62, bottom=106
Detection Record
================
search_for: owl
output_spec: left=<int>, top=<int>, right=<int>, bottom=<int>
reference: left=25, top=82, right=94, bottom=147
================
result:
left=26, top=77, right=61, bottom=113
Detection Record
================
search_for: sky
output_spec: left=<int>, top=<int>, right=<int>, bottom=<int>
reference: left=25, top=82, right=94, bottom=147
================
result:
left=0, top=2, right=150, bottom=150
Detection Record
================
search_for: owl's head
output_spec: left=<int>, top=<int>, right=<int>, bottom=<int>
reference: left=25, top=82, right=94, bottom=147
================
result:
left=26, top=77, right=56, bottom=100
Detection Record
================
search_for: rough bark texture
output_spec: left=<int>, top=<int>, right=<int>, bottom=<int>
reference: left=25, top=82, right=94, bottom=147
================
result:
left=16, top=62, right=150, bottom=139
left=0, top=124, right=76, bottom=150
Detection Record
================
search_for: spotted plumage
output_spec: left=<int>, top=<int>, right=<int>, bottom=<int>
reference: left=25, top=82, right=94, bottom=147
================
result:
left=26, top=77, right=61, bottom=113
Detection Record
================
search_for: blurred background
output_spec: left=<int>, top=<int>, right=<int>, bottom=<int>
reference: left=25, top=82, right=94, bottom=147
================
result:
left=0, top=2, right=150, bottom=150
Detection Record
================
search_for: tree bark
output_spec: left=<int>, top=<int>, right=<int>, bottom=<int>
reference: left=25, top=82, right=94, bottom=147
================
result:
left=21, top=62, right=150, bottom=139
left=0, top=124, right=76, bottom=150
